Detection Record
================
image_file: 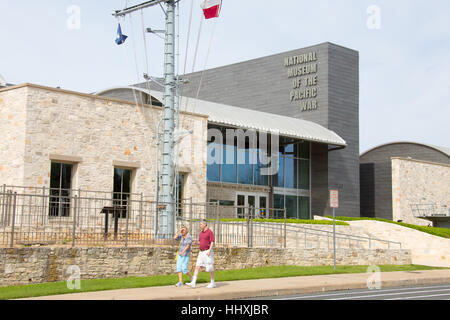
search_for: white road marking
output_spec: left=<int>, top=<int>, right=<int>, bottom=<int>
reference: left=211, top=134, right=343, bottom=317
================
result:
left=329, top=288, right=450, bottom=300
left=388, top=293, right=450, bottom=300
left=275, top=285, right=450, bottom=300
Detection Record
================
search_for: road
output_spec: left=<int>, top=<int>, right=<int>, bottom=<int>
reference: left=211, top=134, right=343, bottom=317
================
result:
left=245, top=283, right=450, bottom=300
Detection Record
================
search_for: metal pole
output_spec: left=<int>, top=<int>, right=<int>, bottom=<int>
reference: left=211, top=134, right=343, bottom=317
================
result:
left=333, top=207, right=336, bottom=271
left=154, top=118, right=163, bottom=237
left=0, top=185, right=5, bottom=226
left=189, top=197, right=192, bottom=238
left=113, top=0, right=167, bottom=17
left=216, top=203, right=221, bottom=244
left=72, top=196, right=77, bottom=248
left=125, top=201, right=130, bottom=248
left=247, top=208, right=250, bottom=248
left=284, top=208, right=287, bottom=249
left=158, top=0, right=176, bottom=239
left=10, top=192, right=17, bottom=248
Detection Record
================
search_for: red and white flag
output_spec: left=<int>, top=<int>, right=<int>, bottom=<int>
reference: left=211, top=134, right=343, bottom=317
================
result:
left=200, top=0, right=222, bottom=19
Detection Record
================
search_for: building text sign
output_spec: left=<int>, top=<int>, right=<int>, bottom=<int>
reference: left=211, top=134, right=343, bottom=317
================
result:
left=284, top=51, right=319, bottom=112
left=330, top=190, right=339, bottom=208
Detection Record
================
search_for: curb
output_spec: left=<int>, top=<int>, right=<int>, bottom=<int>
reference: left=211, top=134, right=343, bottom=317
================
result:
left=18, top=270, right=450, bottom=300
left=152, top=276, right=450, bottom=300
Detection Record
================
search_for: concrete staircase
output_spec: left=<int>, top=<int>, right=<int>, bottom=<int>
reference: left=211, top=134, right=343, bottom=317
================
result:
left=330, top=219, right=450, bottom=267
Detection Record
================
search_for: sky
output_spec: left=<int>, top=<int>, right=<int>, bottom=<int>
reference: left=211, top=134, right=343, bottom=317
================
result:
left=1, top=0, right=449, bottom=153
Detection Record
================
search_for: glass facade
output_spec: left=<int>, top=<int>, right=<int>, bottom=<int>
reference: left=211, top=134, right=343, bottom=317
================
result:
left=275, top=139, right=310, bottom=190
left=273, top=195, right=311, bottom=220
left=207, top=127, right=269, bottom=186
left=207, top=142, right=221, bottom=182
left=207, top=126, right=312, bottom=220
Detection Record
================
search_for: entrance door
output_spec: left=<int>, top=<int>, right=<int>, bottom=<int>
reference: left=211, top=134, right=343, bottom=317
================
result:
left=236, top=193, right=268, bottom=219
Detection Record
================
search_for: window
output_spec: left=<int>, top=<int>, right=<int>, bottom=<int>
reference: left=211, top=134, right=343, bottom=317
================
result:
left=207, top=142, right=221, bottom=182
left=285, top=195, right=298, bottom=219
left=274, top=140, right=310, bottom=190
left=49, top=162, right=73, bottom=217
left=299, top=159, right=310, bottom=190
left=273, top=194, right=285, bottom=219
left=284, top=156, right=296, bottom=189
left=297, top=141, right=310, bottom=159
left=176, top=173, right=185, bottom=216
left=237, top=148, right=253, bottom=185
left=273, top=153, right=285, bottom=188
left=221, top=144, right=237, bottom=183
left=254, top=149, right=269, bottom=186
left=113, top=168, right=132, bottom=219
left=273, top=194, right=311, bottom=220
left=237, top=195, right=245, bottom=218
left=210, top=200, right=235, bottom=206
left=299, top=197, right=310, bottom=219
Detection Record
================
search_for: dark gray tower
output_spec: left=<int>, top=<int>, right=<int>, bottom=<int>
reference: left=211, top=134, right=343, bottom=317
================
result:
left=144, top=42, right=361, bottom=217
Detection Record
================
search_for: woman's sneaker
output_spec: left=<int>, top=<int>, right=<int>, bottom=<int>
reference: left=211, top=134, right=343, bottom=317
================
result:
left=206, top=282, right=216, bottom=289
left=175, top=282, right=184, bottom=287
left=186, top=281, right=196, bottom=288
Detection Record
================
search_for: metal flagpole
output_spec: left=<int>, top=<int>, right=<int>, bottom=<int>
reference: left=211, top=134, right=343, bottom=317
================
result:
left=159, top=0, right=176, bottom=238
left=113, top=0, right=178, bottom=239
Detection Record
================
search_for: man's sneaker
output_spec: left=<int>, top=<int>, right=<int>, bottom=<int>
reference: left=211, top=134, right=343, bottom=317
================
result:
left=186, top=282, right=196, bottom=288
left=206, top=282, right=216, bottom=289
left=175, top=282, right=184, bottom=287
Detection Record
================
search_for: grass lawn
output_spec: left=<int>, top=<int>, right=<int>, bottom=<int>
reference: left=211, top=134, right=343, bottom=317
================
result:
left=0, top=264, right=446, bottom=300
left=326, top=215, right=450, bottom=239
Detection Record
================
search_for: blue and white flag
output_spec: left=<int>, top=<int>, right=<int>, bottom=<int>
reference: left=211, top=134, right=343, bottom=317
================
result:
left=115, top=23, right=128, bottom=45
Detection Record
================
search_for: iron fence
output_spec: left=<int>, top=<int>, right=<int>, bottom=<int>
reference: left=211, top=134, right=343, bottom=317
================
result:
left=0, top=185, right=402, bottom=250
left=0, top=186, right=288, bottom=248
left=410, top=203, right=450, bottom=217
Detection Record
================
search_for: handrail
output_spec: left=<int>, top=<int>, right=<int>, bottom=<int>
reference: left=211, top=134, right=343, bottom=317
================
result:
left=178, top=217, right=403, bottom=249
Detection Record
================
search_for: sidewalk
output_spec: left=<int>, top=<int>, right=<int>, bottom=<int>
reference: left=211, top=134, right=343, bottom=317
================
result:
left=21, top=269, right=450, bottom=300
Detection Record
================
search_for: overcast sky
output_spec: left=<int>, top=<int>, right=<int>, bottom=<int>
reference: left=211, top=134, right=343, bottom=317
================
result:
left=1, top=0, right=449, bottom=153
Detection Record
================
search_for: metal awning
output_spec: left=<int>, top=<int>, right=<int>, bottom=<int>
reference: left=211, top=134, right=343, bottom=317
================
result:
left=96, top=86, right=347, bottom=147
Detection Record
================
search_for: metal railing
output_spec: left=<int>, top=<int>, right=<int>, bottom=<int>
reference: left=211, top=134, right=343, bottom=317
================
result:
left=0, top=186, right=288, bottom=248
left=0, top=185, right=402, bottom=250
left=411, top=204, right=450, bottom=218
left=283, top=223, right=402, bottom=250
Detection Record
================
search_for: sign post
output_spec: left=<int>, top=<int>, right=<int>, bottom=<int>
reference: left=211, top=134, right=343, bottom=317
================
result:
left=330, top=190, right=339, bottom=271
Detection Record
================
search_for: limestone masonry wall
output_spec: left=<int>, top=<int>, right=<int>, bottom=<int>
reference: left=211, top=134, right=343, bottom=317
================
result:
left=392, top=157, right=450, bottom=225
left=0, top=85, right=208, bottom=204
left=0, top=246, right=411, bottom=286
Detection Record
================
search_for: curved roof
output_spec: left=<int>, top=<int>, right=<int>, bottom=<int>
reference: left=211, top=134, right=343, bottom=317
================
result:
left=361, top=141, right=450, bottom=158
left=95, top=86, right=347, bottom=147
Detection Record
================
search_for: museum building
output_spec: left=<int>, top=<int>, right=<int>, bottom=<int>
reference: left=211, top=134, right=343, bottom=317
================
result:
left=0, top=42, right=360, bottom=220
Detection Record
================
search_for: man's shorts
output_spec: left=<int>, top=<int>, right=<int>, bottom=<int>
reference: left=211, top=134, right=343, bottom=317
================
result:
left=176, top=254, right=190, bottom=274
left=196, top=250, right=214, bottom=272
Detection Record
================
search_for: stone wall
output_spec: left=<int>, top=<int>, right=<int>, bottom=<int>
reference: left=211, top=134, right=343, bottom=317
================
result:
left=0, top=84, right=208, bottom=204
left=0, top=86, right=27, bottom=186
left=392, top=157, right=450, bottom=225
left=0, top=246, right=411, bottom=286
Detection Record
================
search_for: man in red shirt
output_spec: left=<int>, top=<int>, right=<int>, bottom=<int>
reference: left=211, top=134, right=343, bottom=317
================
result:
left=186, top=220, right=216, bottom=288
